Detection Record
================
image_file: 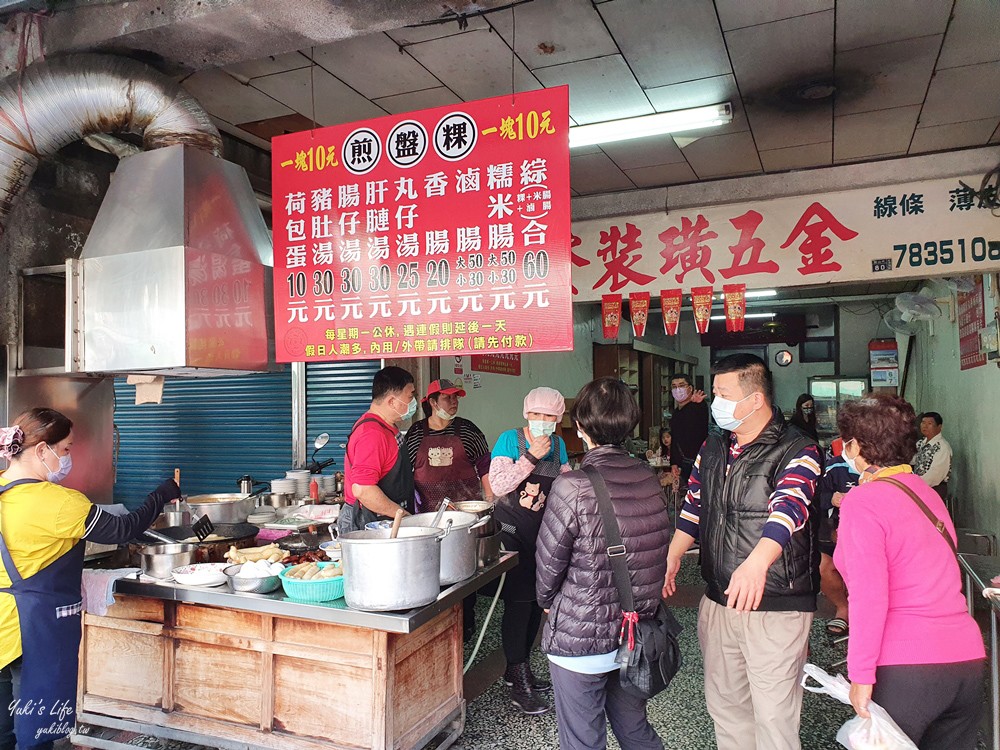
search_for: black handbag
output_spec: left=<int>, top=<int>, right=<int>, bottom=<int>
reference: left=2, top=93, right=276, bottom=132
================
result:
left=582, top=465, right=683, bottom=700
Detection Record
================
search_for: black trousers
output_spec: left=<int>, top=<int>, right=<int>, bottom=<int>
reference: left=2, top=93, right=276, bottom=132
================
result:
left=501, top=599, right=542, bottom=665
left=873, top=659, right=985, bottom=750
left=550, top=662, right=664, bottom=750
left=0, top=659, right=54, bottom=750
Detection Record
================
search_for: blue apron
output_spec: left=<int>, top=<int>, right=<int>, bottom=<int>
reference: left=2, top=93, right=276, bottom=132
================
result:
left=0, top=478, right=84, bottom=748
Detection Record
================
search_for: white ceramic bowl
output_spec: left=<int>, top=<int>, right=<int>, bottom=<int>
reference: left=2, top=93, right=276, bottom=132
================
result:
left=170, top=562, right=229, bottom=587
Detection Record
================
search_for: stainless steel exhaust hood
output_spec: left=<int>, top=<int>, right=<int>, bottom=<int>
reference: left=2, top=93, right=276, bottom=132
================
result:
left=69, top=144, right=273, bottom=376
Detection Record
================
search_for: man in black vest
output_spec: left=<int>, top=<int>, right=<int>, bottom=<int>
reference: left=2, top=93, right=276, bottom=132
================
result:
left=663, top=353, right=822, bottom=750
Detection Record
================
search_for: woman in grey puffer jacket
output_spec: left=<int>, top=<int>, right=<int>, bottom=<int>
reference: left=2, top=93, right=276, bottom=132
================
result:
left=536, top=377, right=672, bottom=750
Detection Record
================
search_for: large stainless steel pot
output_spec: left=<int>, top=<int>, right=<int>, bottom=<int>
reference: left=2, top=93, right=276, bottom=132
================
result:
left=401, top=510, right=490, bottom=585
left=186, top=493, right=255, bottom=524
left=451, top=501, right=496, bottom=537
left=340, top=527, right=450, bottom=611
left=137, top=543, right=198, bottom=579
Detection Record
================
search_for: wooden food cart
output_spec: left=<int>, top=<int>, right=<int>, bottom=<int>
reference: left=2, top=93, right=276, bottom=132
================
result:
left=73, top=553, right=516, bottom=750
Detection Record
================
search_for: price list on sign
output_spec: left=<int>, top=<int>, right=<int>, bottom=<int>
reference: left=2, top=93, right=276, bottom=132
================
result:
left=272, top=87, right=573, bottom=362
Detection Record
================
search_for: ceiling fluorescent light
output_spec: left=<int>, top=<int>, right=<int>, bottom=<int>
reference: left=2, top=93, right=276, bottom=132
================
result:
left=709, top=313, right=776, bottom=321
left=569, top=103, right=733, bottom=148
left=713, top=289, right=779, bottom=301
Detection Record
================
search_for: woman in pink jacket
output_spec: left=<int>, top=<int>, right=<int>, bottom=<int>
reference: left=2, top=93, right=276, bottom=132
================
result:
left=835, top=393, right=985, bottom=750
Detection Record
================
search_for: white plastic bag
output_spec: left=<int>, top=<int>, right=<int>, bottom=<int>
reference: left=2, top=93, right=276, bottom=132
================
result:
left=801, top=664, right=917, bottom=750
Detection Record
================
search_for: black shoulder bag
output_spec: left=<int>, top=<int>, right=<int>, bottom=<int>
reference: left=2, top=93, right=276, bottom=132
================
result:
left=582, top=464, right=683, bottom=700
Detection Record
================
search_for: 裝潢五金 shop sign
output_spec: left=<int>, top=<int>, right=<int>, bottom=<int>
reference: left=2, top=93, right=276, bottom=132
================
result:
left=272, top=88, right=572, bottom=362
left=571, top=177, right=1000, bottom=302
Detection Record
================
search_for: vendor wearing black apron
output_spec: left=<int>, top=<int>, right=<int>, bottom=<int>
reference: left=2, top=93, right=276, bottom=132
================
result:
left=0, top=408, right=179, bottom=750
left=339, top=366, right=417, bottom=535
left=487, top=387, right=570, bottom=717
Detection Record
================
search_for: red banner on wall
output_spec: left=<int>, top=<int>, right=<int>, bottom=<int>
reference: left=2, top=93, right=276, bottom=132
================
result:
left=629, top=291, right=650, bottom=338
left=660, top=289, right=682, bottom=335
left=471, top=353, right=521, bottom=376
left=723, top=283, right=747, bottom=332
left=691, top=286, right=714, bottom=334
left=601, top=294, right=623, bottom=339
left=958, top=276, right=987, bottom=370
left=271, top=88, right=572, bottom=361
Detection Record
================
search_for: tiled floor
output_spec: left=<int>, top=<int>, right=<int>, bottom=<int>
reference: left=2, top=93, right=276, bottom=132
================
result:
left=457, top=554, right=991, bottom=750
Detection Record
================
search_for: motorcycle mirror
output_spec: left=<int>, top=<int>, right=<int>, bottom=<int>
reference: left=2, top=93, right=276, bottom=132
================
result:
left=313, top=433, right=330, bottom=453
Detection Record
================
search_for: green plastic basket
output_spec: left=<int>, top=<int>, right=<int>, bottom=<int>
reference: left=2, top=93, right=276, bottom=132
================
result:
left=279, top=561, right=345, bottom=602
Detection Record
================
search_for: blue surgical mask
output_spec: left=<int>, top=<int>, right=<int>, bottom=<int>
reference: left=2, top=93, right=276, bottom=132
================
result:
left=397, top=397, right=418, bottom=421
left=529, top=420, right=556, bottom=438
left=45, top=445, right=72, bottom=484
left=711, top=393, right=756, bottom=431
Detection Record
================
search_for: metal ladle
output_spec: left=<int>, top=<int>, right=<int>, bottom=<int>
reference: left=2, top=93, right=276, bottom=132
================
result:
left=431, top=497, right=453, bottom=529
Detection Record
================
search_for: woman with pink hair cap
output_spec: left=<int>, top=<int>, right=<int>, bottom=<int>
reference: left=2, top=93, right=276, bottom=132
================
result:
left=488, top=386, right=572, bottom=716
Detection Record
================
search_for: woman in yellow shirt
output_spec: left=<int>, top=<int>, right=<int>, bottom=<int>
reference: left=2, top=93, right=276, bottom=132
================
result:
left=0, top=408, right=179, bottom=750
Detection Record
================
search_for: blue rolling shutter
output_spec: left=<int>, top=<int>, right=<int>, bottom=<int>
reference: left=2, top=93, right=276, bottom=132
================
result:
left=113, top=371, right=293, bottom=508
left=305, top=360, right=381, bottom=474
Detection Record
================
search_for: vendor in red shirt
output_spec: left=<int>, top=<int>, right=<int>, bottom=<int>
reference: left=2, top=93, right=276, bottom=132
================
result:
left=338, top=366, right=417, bottom=535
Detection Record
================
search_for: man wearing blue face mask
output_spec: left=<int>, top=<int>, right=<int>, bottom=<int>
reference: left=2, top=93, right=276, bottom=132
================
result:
left=662, top=353, right=823, bottom=750
left=339, top=366, right=417, bottom=535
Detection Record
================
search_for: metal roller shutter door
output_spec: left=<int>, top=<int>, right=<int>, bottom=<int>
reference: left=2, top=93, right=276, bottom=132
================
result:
left=113, top=371, right=293, bottom=508
left=305, top=360, right=381, bottom=475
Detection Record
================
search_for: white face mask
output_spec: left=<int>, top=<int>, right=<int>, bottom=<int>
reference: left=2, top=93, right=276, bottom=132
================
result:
left=843, top=440, right=861, bottom=475
left=576, top=429, right=593, bottom=450
left=529, top=420, right=556, bottom=438
left=434, top=407, right=456, bottom=422
left=711, top=393, right=757, bottom=431
left=44, top=445, right=72, bottom=484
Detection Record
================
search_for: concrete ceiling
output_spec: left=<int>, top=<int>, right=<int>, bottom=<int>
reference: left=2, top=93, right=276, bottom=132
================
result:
left=6, top=0, right=1000, bottom=199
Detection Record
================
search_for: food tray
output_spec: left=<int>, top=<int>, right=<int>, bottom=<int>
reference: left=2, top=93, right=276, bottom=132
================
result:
left=279, top=561, right=344, bottom=602
left=171, top=563, right=229, bottom=587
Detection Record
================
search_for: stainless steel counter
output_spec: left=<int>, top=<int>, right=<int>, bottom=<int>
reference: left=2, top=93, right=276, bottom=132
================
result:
left=111, top=551, right=517, bottom=634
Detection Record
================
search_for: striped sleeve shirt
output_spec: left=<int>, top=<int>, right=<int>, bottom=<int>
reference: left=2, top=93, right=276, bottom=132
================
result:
left=676, top=436, right=822, bottom=548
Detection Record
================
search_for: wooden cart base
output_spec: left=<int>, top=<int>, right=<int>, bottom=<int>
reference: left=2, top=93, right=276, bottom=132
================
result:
left=77, top=595, right=466, bottom=750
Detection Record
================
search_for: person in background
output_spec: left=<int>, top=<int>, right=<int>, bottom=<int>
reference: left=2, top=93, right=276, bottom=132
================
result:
left=646, top=427, right=676, bottom=490
left=536, top=378, right=671, bottom=750
left=489, top=387, right=571, bottom=716
left=667, top=374, right=708, bottom=489
left=789, top=392, right=819, bottom=442
left=835, top=394, right=984, bottom=749
left=339, top=366, right=416, bottom=535
left=0, top=408, right=180, bottom=750
left=816, top=437, right=857, bottom=637
left=911, top=412, right=952, bottom=501
left=404, top=378, right=491, bottom=641
left=663, top=354, right=822, bottom=750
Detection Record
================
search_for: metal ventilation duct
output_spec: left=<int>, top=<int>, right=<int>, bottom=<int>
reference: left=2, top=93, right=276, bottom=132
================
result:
left=0, top=54, right=273, bottom=375
left=0, top=53, right=222, bottom=232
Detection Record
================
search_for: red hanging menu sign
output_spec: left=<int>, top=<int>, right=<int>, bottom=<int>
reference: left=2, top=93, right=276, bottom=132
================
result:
left=957, top=276, right=987, bottom=370
left=272, top=87, right=572, bottom=361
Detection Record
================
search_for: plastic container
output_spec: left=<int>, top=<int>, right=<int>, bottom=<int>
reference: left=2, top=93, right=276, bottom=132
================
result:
left=279, top=561, right=345, bottom=602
